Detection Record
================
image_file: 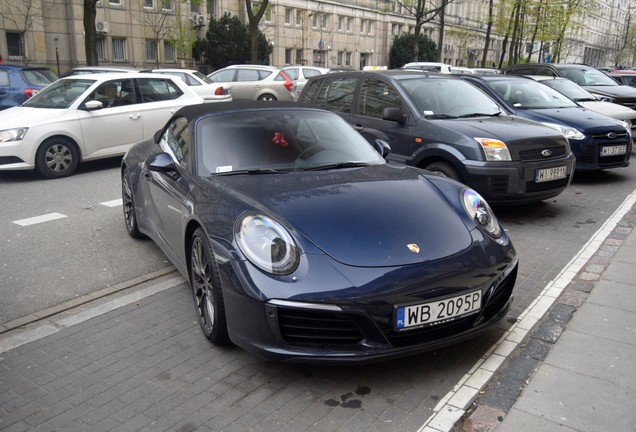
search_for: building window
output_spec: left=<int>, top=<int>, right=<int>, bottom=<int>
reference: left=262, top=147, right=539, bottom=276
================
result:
left=285, top=48, right=292, bottom=64
left=6, top=32, right=24, bottom=59
left=143, top=0, right=153, bottom=8
left=146, top=39, right=158, bottom=61
left=207, top=0, right=216, bottom=16
left=96, top=38, right=106, bottom=61
left=190, top=1, right=199, bottom=13
left=164, top=41, right=175, bottom=62
left=296, top=10, right=302, bottom=26
left=285, top=8, right=292, bottom=25
left=112, top=38, right=126, bottom=61
left=161, top=0, right=173, bottom=11
left=312, top=13, right=318, bottom=28
left=337, top=51, right=343, bottom=65
left=346, top=17, right=352, bottom=32
left=338, top=16, right=343, bottom=31
left=321, top=14, right=328, bottom=29
left=346, top=52, right=352, bottom=66
left=360, top=19, right=365, bottom=34
left=109, top=0, right=121, bottom=5
left=296, top=49, right=303, bottom=64
left=367, top=21, right=373, bottom=34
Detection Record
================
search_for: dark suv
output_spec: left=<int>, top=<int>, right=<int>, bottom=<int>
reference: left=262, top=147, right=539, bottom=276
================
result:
left=504, top=63, right=636, bottom=109
left=299, top=70, right=575, bottom=204
left=0, top=64, right=57, bottom=110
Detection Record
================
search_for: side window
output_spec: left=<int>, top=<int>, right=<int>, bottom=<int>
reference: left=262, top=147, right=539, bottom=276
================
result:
left=137, top=78, right=184, bottom=102
left=315, top=76, right=358, bottom=113
left=159, top=116, right=191, bottom=167
left=299, top=79, right=322, bottom=102
left=285, top=68, right=299, bottom=80
left=0, top=70, right=9, bottom=86
left=210, top=69, right=235, bottom=82
left=358, top=78, right=402, bottom=119
left=89, top=79, right=137, bottom=108
left=304, top=69, right=322, bottom=78
left=237, top=69, right=260, bottom=81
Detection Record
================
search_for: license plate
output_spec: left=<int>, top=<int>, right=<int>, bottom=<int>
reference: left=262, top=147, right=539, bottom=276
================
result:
left=600, top=145, right=627, bottom=157
left=394, top=290, right=482, bottom=331
left=535, top=166, right=567, bottom=183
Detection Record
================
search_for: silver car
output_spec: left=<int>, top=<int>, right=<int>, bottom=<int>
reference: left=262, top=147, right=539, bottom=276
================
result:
left=207, top=65, right=296, bottom=101
left=282, top=66, right=329, bottom=93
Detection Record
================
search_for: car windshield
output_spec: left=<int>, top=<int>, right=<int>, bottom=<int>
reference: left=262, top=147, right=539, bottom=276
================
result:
left=539, top=79, right=596, bottom=101
left=22, top=79, right=95, bottom=109
left=196, top=109, right=385, bottom=176
left=560, top=68, right=620, bottom=87
left=22, top=69, right=58, bottom=86
left=193, top=71, right=214, bottom=84
left=487, top=80, right=577, bottom=109
left=401, top=78, right=502, bottom=118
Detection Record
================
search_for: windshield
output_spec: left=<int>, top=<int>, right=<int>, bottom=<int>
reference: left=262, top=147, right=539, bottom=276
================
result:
left=487, top=79, right=578, bottom=109
left=23, top=69, right=58, bottom=86
left=559, top=67, right=620, bottom=87
left=539, top=79, right=595, bottom=101
left=193, top=71, right=213, bottom=84
left=196, top=109, right=385, bottom=176
left=401, top=78, right=502, bottom=118
left=22, top=79, right=95, bottom=109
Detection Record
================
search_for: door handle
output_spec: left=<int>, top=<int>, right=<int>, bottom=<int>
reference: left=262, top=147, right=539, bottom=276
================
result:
left=129, top=113, right=141, bottom=119
left=353, top=124, right=364, bottom=131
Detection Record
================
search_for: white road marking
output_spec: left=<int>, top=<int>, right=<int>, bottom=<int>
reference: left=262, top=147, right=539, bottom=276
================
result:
left=13, top=212, right=67, bottom=226
left=101, top=198, right=123, bottom=207
left=418, top=188, right=636, bottom=432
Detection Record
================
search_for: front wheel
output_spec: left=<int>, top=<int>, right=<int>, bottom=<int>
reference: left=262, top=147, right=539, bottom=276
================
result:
left=190, top=228, right=230, bottom=344
left=424, top=161, right=461, bottom=181
left=121, top=168, right=143, bottom=239
left=258, top=93, right=277, bottom=101
left=35, top=138, right=79, bottom=179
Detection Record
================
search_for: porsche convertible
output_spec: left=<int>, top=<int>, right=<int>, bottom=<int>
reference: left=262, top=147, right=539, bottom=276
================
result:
left=121, top=101, right=518, bottom=363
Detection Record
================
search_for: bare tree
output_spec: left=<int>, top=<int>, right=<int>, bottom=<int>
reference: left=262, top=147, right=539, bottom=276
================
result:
left=481, top=0, right=495, bottom=67
left=2, top=0, right=50, bottom=64
left=395, top=0, right=456, bottom=62
left=245, top=0, right=269, bottom=64
left=142, top=0, right=173, bottom=68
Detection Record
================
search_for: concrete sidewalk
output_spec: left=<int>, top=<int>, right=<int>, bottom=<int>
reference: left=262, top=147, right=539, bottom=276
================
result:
left=456, top=201, right=636, bottom=432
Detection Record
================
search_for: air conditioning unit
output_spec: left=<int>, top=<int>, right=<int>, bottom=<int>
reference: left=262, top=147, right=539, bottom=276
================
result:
left=96, top=21, right=109, bottom=33
left=192, top=14, right=207, bottom=28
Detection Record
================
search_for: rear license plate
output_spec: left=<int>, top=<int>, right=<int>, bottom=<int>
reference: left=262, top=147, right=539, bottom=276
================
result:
left=600, top=145, right=627, bottom=157
left=535, top=166, right=567, bottom=183
left=394, top=290, right=482, bottom=331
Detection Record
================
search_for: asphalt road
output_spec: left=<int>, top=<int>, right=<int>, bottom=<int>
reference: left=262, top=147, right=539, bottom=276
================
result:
left=1, top=156, right=635, bottom=431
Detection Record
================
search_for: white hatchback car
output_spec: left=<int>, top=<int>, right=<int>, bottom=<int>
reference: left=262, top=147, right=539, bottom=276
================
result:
left=143, top=68, right=232, bottom=103
left=0, top=73, right=204, bottom=178
left=282, top=66, right=329, bottom=93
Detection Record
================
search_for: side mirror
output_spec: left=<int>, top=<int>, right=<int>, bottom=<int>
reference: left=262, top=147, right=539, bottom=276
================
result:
left=147, top=152, right=177, bottom=173
left=83, top=100, right=103, bottom=111
left=374, top=139, right=391, bottom=158
left=382, top=106, right=406, bottom=124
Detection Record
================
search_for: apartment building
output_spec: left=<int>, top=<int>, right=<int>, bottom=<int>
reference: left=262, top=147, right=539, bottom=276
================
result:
left=0, top=0, right=632, bottom=76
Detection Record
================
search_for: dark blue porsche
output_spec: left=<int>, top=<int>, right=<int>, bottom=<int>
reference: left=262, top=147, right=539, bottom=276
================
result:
left=462, top=75, right=631, bottom=171
left=121, top=101, right=518, bottom=363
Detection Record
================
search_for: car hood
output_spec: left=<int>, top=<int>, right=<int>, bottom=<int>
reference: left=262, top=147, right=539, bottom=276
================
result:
left=212, top=164, right=474, bottom=267
left=576, top=100, right=636, bottom=121
left=440, top=115, right=562, bottom=141
left=0, top=106, right=70, bottom=127
left=513, top=106, right=625, bottom=131
left=583, top=85, right=636, bottom=98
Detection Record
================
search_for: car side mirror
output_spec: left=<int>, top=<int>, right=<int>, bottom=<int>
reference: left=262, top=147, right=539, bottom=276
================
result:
left=382, top=106, right=406, bottom=124
left=374, top=139, right=391, bottom=158
left=147, top=152, right=177, bottom=173
left=83, top=100, right=103, bottom=111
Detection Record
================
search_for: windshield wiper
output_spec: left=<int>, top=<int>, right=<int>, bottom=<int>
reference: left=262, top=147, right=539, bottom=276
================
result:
left=213, top=168, right=293, bottom=176
left=304, top=162, right=372, bottom=171
left=457, top=112, right=502, bottom=118
left=425, top=113, right=458, bottom=119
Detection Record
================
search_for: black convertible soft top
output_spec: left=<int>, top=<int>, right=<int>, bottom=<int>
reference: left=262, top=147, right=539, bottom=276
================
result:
left=173, top=101, right=320, bottom=122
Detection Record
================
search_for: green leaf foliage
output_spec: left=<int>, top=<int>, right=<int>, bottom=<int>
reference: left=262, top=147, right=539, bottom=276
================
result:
left=389, top=33, right=437, bottom=69
left=203, top=13, right=250, bottom=70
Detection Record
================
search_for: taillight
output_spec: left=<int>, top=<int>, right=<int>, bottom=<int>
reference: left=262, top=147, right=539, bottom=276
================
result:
left=280, top=71, right=295, bottom=93
left=214, top=86, right=224, bottom=96
left=24, top=89, right=34, bottom=98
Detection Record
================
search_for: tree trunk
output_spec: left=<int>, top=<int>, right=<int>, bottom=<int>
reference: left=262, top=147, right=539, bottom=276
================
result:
left=436, top=5, right=445, bottom=62
left=481, top=0, right=494, bottom=67
left=84, top=0, right=98, bottom=66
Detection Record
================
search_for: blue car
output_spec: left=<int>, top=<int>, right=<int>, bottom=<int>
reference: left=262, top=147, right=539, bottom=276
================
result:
left=121, top=102, right=518, bottom=363
left=0, top=64, right=57, bottom=110
left=462, top=75, right=631, bottom=171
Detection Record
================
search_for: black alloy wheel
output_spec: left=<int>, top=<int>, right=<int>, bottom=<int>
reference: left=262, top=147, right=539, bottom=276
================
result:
left=190, top=228, right=230, bottom=344
left=121, top=168, right=143, bottom=239
left=424, top=161, right=461, bottom=181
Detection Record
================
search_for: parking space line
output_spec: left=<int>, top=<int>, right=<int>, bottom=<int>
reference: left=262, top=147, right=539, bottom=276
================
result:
left=13, top=212, right=67, bottom=226
left=100, top=198, right=123, bottom=207
left=418, top=188, right=636, bottom=432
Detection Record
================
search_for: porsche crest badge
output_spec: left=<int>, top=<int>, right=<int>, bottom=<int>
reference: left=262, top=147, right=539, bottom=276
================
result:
left=407, top=243, right=420, bottom=253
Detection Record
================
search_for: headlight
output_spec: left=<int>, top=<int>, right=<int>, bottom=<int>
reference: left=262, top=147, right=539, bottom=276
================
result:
left=236, top=214, right=299, bottom=275
left=542, top=122, right=585, bottom=140
left=596, top=95, right=616, bottom=103
left=462, top=188, right=502, bottom=239
left=0, top=128, right=28, bottom=144
left=474, top=138, right=511, bottom=161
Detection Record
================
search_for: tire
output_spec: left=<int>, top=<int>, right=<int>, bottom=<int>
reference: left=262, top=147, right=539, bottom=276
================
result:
left=190, top=228, right=230, bottom=344
left=121, top=168, right=143, bottom=239
left=258, top=93, right=277, bottom=101
left=424, top=161, right=461, bottom=181
left=35, top=138, right=79, bottom=179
